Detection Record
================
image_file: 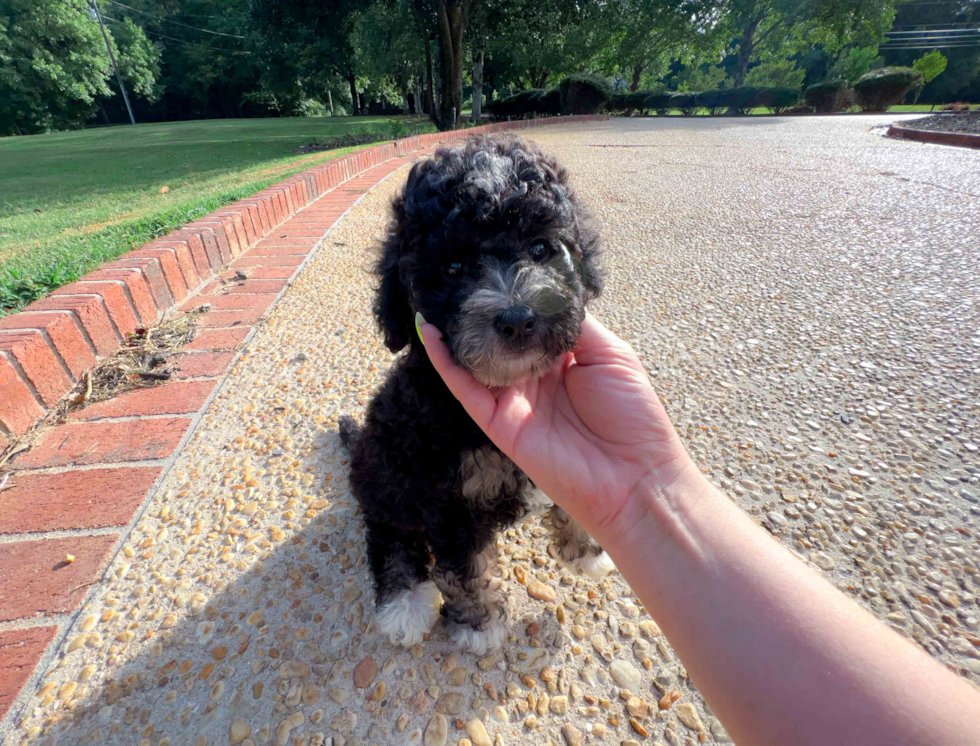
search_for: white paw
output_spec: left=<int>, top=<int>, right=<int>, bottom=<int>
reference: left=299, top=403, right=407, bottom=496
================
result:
left=570, top=551, right=617, bottom=580
left=376, top=581, right=441, bottom=647
left=447, top=615, right=508, bottom=655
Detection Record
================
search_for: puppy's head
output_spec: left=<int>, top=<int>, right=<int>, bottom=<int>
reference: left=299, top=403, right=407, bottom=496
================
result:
left=374, top=134, right=602, bottom=386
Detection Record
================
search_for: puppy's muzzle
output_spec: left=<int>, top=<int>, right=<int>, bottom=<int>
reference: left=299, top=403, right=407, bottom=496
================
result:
left=494, top=306, right=537, bottom=342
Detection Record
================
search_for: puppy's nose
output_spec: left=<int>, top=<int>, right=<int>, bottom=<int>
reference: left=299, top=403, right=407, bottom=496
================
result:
left=494, top=306, right=537, bottom=341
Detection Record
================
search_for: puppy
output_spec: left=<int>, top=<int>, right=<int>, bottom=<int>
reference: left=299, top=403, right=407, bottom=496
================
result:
left=340, top=134, right=613, bottom=654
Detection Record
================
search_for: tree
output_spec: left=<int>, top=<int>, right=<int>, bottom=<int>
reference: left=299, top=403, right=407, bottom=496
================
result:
left=721, top=0, right=900, bottom=86
left=354, top=1, right=425, bottom=112
left=433, top=0, right=472, bottom=129
left=827, top=45, right=880, bottom=84
left=0, top=0, right=162, bottom=134
left=675, top=64, right=732, bottom=92
left=911, top=50, right=947, bottom=104
left=744, top=59, right=805, bottom=87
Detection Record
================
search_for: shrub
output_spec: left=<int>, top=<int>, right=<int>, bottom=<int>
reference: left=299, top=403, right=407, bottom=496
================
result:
left=720, top=87, right=760, bottom=115
left=697, top=89, right=727, bottom=116
left=757, top=87, right=800, bottom=114
left=646, top=92, right=673, bottom=116
left=609, top=92, right=631, bottom=113
left=559, top=74, right=613, bottom=114
left=487, top=93, right=519, bottom=120
left=804, top=80, right=851, bottom=113
left=853, top=67, right=924, bottom=111
left=514, top=88, right=547, bottom=117
left=670, top=92, right=697, bottom=116
left=626, top=91, right=651, bottom=115
left=539, top=88, right=561, bottom=115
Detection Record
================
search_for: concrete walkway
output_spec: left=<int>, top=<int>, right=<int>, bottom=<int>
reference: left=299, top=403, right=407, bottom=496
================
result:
left=3, top=116, right=979, bottom=746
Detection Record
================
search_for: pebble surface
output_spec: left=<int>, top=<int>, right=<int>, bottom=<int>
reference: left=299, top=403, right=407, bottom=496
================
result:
left=7, top=116, right=980, bottom=746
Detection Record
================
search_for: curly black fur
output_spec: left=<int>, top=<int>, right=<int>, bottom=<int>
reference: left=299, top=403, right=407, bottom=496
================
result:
left=344, top=134, right=608, bottom=652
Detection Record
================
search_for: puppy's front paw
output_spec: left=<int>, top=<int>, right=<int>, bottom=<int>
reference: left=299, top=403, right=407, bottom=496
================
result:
left=568, top=551, right=617, bottom=580
left=446, top=616, right=508, bottom=655
left=376, top=581, right=441, bottom=647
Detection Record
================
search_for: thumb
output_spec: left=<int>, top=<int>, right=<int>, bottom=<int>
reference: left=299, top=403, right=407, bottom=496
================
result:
left=416, top=312, right=498, bottom=432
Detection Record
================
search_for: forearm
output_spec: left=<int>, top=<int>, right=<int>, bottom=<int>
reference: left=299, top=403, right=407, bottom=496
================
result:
left=597, top=462, right=980, bottom=746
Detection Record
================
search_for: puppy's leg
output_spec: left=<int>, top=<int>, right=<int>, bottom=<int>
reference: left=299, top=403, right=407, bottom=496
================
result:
left=431, top=540, right=508, bottom=655
left=365, top=521, right=440, bottom=647
left=546, top=505, right=616, bottom=580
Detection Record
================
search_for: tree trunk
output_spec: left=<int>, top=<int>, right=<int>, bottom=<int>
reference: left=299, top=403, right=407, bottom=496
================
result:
left=434, top=0, right=468, bottom=130
left=348, top=73, right=360, bottom=116
left=734, top=18, right=760, bottom=87
left=471, top=47, right=484, bottom=122
left=327, top=90, right=334, bottom=114
left=630, top=62, right=643, bottom=92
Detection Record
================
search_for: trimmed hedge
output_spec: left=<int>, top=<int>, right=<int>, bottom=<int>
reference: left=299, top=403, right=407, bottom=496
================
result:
left=670, top=92, right=698, bottom=116
left=757, top=86, right=800, bottom=114
left=646, top=92, right=673, bottom=116
left=853, top=67, right=923, bottom=112
left=487, top=87, right=561, bottom=120
left=559, top=74, right=613, bottom=115
left=804, top=80, right=851, bottom=113
left=697, top=89, right=727, bottom=116
left=721, top=86, right=759, bottom=115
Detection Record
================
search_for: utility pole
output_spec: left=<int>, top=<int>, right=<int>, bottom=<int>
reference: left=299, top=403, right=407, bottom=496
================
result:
left=89, top=0, right=136, bottom=125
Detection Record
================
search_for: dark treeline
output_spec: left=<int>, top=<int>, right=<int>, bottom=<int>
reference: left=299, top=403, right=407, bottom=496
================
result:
left=2, top=0, right=978, bottom=136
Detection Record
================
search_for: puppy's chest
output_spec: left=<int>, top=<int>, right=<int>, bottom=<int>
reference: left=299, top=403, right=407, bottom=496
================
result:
left=459, top=445, right=551, bottom=517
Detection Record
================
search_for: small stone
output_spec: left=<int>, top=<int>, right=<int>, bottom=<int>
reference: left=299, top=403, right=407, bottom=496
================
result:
left=329, top=688, right=349, bottom=704
left=526, top=622, right=540, bottom=636
left=609, top=660, right=642, bottom=691
left=938, top=589, right=961, bottom=608
left=279, top=660, right=308, bottom=678
left=709, top=718, right=732, bottom=742
left=549, top=696, right=568, bottom=715
left=441, top=655, right=457, bottom=674
left=527, top=581, right=556, bottom=602
left=625, top=697, right=648, bottom=718
left=639, top=620, right=661, bottom=637
left=276, top=713, right=304, bottom=746
left=436, top=692, right=464, bottom=715
left=676, top=703, right=704, bottom=731
left=629, top=718, right=649, bottom=737
left=370, top=681, right=387, bottom=701
left=354, top=656, right=378, bottom=688
left=465, top=718, right=492, bottom=746
left=810, top=552, right=836, bottom=571
left=492, top=705, right=509, bottom=722
left=560, top=724, right=583, bottom=746
left=230, top=720, right=251, bottom=744
left=425, top=714, right=448, bottom=746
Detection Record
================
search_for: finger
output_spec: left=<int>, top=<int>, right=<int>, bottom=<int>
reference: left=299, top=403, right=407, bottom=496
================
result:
left=572, top=313, right=634, bottom=366
left=418, top=321, right=498, bottom=431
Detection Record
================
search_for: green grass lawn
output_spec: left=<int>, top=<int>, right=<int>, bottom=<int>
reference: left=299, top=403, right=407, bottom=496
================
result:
left=0, top=115, right=433, bottom=313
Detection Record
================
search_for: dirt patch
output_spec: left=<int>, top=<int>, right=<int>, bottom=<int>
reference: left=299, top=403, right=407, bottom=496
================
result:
left=0, top=310, right=204, bottom=470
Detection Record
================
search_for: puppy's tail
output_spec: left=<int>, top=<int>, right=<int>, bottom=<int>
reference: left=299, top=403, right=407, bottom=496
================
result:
left=338, top=415, right=361, bottom=451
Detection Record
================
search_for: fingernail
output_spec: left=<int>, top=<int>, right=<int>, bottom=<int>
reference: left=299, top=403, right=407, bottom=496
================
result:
left=415, top=311, right=426, bottom=344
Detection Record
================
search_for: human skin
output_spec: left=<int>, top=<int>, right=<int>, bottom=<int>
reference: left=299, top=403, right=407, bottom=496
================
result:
left=417, top=311, right=980, bottom=746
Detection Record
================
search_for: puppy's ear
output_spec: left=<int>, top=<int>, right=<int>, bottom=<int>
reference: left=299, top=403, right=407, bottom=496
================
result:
left=373, top=198, right=414, bottom=352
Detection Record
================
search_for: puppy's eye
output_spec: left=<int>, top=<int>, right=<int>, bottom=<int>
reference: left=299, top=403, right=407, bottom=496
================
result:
left=444, top=261, right=463, bottom=277
left=528, top=242, right=550, bottom=262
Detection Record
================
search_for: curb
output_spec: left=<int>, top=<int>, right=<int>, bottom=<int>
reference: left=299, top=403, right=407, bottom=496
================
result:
left=887, top=124, right=980, bottom=149
left=0, top=114, right=608, bottom=728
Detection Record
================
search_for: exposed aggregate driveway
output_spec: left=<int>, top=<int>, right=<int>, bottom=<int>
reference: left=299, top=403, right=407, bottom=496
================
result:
left=7, top=115, right=980, bottom=746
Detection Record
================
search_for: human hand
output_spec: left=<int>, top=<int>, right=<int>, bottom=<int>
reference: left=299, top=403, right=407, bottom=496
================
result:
left=417, top=311, right=694, bottom=539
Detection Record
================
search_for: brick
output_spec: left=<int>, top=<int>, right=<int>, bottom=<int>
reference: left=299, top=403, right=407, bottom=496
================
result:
left=0, top=355, right=45, bottom=434
left=13, top=418, right=189, bottom=469
left=129, top=249, right=189, bottom=303
left=200, top=279, right=286, bottom=296
left=232, top=254, right=305, bottom=268
left=147, top=240, right=202, bottom=291
left=224, top=266, right=295, bottom=280
left=54, top=281, right=139, bottom=339
left=181, top=227, right=224, bottom=271
left=0, top=626, right=58, bottom=721
left=190, top=294, right=275, bottom=312
left=0, top=466, right=162, bottom=533
left=25, top=295, right=119, bottom=357
left=219, top=209, right=253, bottom=246
left=0, top=312, right=96, bottom=380
left=248, top=244, right=315, bottom=256
left=186, top=221, right=232, bottom=264
left=165, top=231, right=213, bottom=278
left=86, top=269, right=160, bottom=327
left=193, top=309, right=265, bottom=328
left=0, top=535, right=118, bottom=622
left=170, top=351, right=235, bottom=379
left=184, top=327, right=250, bottom=351
left=104, top=257, right=173, bottom=310
left=70, top=379, right=216, bottom=420
left=0, top=332, right=72, bottom=408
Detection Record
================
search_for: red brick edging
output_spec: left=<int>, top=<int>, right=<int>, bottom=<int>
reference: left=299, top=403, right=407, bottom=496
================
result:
left=887, top=123, right=980, bottom=150
left=0, top=115, right=608, bottom=728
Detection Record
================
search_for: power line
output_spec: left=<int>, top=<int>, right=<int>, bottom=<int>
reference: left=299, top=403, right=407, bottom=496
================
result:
left=101, top=14, right=251, bottom=54
left=886, top=28, right=980, bottom=34
left=90, top=0, right=136, bottom=124
left=107, top=0, right=245, bottom=38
